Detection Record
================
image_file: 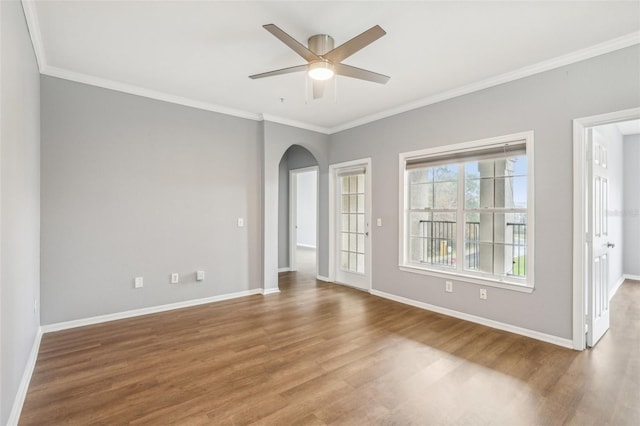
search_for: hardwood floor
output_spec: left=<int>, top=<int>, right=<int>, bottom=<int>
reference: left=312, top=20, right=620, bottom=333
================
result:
left=21, top=276, right=640, bottom=425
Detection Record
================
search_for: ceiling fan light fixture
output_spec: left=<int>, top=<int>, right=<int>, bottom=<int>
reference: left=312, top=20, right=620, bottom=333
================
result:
left=308, top=61, right=334, bottom=81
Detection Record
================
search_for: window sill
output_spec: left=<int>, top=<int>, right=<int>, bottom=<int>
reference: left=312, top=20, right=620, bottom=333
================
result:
left=398, top=265, right=534, bottom=293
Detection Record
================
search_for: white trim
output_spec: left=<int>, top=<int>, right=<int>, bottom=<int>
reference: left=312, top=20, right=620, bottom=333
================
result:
left=262, top=114, right=330, bottom=135
left=572, top=107, right=640, bottom=350
left=371, top=289, right=573, bottom=349
left=398, top=131, right=535, bottom=290
left=398, top=266, right=533, bottom=293
left=20, top=0, right=45, bottom=71
left=316, top=275, right=331, bottom=282
left=289, top=168, right=298, bottom=272
left=261, top=288, right=281, bottom=295
left=41, top=289, right=262, bottom=333
left=296, top=243, right=316, bottom=249
left=328, top=158, right=373, bottom=292
left=609, top=275, right=625, bottom=300
left=278, top=267, right=290, bottom=273
left=21, top=0, right=638, bottom=137
left=42, top=66, right=263, bottom=122
left=7, top=327, right=42, bottom=426
left=625, top=274, right=640, bottom=281
left=329, top=32, right=640, bottom=134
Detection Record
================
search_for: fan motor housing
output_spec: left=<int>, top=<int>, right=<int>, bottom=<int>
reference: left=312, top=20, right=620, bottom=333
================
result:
left=308, top=34, right=334, bottom=56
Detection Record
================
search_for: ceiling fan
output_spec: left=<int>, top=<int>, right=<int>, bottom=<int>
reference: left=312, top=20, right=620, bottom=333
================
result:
left=249, top=24, right=390, bottom=99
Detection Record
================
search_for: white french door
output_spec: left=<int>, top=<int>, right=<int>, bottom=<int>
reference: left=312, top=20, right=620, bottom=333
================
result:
left=331, top=159, right=371, bottom=291
left=587, top=128, right=611, bottom=347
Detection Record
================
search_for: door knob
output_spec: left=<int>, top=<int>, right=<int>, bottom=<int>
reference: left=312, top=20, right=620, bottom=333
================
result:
left=606, top=242, right=615, bottom=248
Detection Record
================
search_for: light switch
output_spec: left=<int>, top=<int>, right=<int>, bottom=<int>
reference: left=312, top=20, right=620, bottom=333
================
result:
left=376, top=218, right=382, bottom=227
left=196, top=270, right=205, bottom=281
left=134, top=277, right=144, bottom=289
left=171, top=273, right=179, bottom=284
left=237, top=218, right=244, bottom=227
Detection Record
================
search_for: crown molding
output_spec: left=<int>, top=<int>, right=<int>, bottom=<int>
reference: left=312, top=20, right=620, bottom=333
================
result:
left=261, top=114, right=331, bottom=135
left=42, top=65, right=264, bottom=121
left=21, top=0, right=46, bottom=71
left=328, top=31, right=640, bottom=134
left=21, top=0, right=640, bottom=136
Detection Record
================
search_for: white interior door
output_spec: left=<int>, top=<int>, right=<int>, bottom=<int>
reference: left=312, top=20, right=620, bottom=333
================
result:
left=588, top=129, right=611, bottom=347
left=334, top=163, right=371, bottom=291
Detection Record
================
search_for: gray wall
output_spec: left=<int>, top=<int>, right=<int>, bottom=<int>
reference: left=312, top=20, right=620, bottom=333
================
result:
left=41, top=76, right=262, bottom=324
left=278, top=145, right=318, bottom=269
left=263, top=121, right=329, bottom=290
left=0, top=0, right=41, bottom=423
left=624, top=134, right=640, bottom=277
left=328, top=46, right=640, bottom=340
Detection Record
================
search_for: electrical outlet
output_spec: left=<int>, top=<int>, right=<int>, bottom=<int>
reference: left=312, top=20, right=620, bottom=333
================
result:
left=480, top=288, right=487, bottom=300
left=134, top=276, right=144, bottom=289
left=196, top=270, right=205, bottom=281
left=171, top=273, right=179, bottom=284
left=445, top=281, right=453, bottom=293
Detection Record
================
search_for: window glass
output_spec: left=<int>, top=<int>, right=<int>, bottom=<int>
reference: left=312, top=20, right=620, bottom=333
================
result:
left=403, top=139, right=530, bottom=286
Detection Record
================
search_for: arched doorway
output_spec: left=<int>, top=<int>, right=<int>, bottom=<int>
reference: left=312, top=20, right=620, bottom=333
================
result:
left=262, top=121, right=329, bottom=294
left=278, top=145, right=319, bottom=288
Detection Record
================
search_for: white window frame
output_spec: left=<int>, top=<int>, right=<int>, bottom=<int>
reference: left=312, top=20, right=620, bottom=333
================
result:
left=398, top=131, right=535, bottom=293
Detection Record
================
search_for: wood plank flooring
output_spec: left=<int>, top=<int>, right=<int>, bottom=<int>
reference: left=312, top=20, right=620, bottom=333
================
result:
left=21, top=274, right=640, bottom=425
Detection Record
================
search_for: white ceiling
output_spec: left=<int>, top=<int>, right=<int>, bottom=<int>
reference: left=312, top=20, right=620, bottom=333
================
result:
left=25, top=1, right=640, bottom=133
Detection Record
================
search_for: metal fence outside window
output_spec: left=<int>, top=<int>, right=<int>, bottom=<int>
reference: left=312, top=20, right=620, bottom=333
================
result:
left=417, top=220, right=526, bottom=277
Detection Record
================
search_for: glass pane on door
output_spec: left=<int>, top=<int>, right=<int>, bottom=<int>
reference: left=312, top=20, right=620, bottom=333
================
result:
left=340, top=174, right=365, bottom=274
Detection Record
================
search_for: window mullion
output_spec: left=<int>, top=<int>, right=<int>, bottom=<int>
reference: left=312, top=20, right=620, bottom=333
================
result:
left=457, top=163, right=465, bottom=273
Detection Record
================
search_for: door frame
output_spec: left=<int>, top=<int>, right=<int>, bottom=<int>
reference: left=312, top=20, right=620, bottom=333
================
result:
left=572, top=107, right=640, bottom=350
left=288, top=166, right=319, bottom=274
left=328, top=158, right=372, bottom=290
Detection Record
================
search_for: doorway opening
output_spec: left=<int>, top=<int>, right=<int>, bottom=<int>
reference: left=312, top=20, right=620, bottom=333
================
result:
left=278, top=145, right=319, bottom=289
left=573, top=108, right=640, bottom=350
left=289, top=167, right=318, bottom=277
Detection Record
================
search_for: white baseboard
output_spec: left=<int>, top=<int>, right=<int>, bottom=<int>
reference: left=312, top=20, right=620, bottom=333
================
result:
left=370, top=289, right=573, bottom=349
left=296, top=244, right=316, bottom=249
left=278, top=267, right=290, bottom=273
left=261, top=287, right=281, bottom=295
left=8, top=327, right=43, bottom=425
left=610, top=275, right=626, bottom=300
left=624, top=274, right=640, bottom=281
left=41, top=289, right=262, bottom=333
left=316, top=275, right=330, bottom=282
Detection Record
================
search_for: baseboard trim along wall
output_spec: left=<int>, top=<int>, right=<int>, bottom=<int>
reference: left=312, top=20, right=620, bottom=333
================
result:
left=370, top=289, right=574, bottom=349
left=316, top=275, right=330, bottom=282
left=41, top=289, right=263, bottom=333
left=610, top=275, right=626, bottom=300
left=261, top=288, right=281, bottom=295
left=8, top=328, right=43, bottom=426
left=625, top=274, right=640, bottom=281
left=277, top=267, right=290, bottom=273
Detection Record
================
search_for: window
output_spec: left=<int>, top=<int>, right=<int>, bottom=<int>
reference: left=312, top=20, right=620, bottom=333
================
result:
left=340, top=173, right=366, bottom=274
left=400, top=132, right=534, bottom=290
